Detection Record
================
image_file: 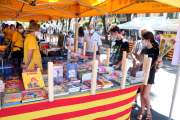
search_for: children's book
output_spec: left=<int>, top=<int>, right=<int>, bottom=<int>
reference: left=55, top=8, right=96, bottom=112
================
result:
left=45, top=85, right=69, bottom=97
left=74, top=83, right=90, bottom=92
left=22, top=72, right=45, bottom=90
left=4, top=87, right=20, bottom=94
left=53, top=66, right=63, bottom=78
left=63, top=82, right=80, bottom=93
left=2, top=97, right=21, bottom=106
left=66, top=63, right=77, bottom=79
left=4, top=93, right=21, bottom=103
left=22, top=89, right=44, bottom=103
left=54, top=78, right=67, bottom=86
left=6, top=80, right=24, bottom=91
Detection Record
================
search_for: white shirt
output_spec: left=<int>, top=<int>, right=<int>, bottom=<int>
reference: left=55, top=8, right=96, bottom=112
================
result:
left=83, top=32, right=102, bottom=52
left=66, top=37, right=74, bottom=50
left=78, top=36, right=84, bottom=44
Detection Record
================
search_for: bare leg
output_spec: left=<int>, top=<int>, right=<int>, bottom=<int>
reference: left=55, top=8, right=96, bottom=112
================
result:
left=143, top=84, right=152, bottom=114
left=140, top=85, right=145, bottom=114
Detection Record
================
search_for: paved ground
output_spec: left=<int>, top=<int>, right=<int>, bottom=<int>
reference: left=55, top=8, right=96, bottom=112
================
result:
left=48, top=36, right=180, bottom=120
left=100, top=41, right=180, bottom=120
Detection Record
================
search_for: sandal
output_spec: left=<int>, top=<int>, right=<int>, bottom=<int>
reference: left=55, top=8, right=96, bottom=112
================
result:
left=146, top=113, right=152, bottom=120
left=136, top=113, right=144, bottom=120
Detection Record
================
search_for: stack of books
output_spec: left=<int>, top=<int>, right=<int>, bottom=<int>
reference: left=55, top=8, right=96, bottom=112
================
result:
left=98, top=79, right=113, bottom=89
left=2, top=93, right=22, bottom=106
left=84, top=80, right=101, bottom=89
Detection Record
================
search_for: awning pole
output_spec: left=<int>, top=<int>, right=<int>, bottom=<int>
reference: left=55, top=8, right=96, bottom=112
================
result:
left=168, top=56, right=180, bottom=120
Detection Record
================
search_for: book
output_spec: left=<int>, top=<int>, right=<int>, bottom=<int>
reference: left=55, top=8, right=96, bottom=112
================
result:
left=75, top=83, right=90, bottom=92
left=102, top=74, right=119, bottom=80
left=84, top=80, right=101, bottom=89
left=2, top=97, right=21, bottom=107
left=67, top=78, right=81, bottom=83
left=66, top=63, right=77, bottom=79
left=98, top=79, right=113, bottom=88
left=22, top=72, right=45, bottom=90
left=5, top=80, right=24, bottom=91
left=22, top=89, right=44, bottom=103
left=53, top=66, right=63, bottom=78
left=4, top=87, right=20, bottom=94
left=54, top=78, right=67, bottom=86
left=63, top=82, right=80, bottom=93
left=45, top=85, right=69, bottom=97
left=97, top=75, right=106, bottom=79
left=4, top=93, right=22, bottom=103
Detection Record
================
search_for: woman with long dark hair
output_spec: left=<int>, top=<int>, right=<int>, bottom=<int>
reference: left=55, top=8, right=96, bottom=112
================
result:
left=78, top=27, right=84, bottom=50
left=136, top=31, right=163, bottom=120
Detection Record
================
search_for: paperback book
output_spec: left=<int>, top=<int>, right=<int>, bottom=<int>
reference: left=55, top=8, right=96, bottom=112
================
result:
left=4, top=93, right=22, bottom=103
left=4, top=87, right=20, bottom=94
left=66, top=63, right=77, bottom=79
left=6, top=80, right=24, bottom=91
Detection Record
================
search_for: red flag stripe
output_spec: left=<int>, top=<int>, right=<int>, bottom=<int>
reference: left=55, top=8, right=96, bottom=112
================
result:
left=0, top=85, right=140, bottom=118
left=33, top=96, right=135, bottom=120
left=94, top=107, right=132, bottom=120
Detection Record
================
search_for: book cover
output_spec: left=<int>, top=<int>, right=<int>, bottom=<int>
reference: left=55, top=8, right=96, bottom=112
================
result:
left=54, top=78, right=67, bottom=86
left=4, top=87, right=20, bottom=94
left=0, top=82, right=5, bottom=93
left=53, top=66, right=63, bottom=78
left=98, top=79, right=113, bottom=87
left=75, top=83, right=90, bottom=92
left=45, top=85, right=69, bottom=97
left=97, top=75, right=106, bottom=79
left=67, top=78, right=80, bottom=83
left=84, top=80, right=101, bottom=89
left=66, top=63, right=77, bottom=79
left=6, top=80, right=24, bottom=91
left=22, top=72, right=45, bottom=90
left=4, top=93, right=21, bottom=103
left=2, top=97, right=21, bottom=107
left=22, top=89, right=44, bottom=103
left=63, top=82, right=80, bottom=93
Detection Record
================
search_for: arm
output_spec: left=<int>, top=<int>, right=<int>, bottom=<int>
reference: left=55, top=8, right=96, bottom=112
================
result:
left=24, top=49, right=34, bottom=68
left=131, top=52, right=141, bottom=66
left=98, top=45, right=101, bottom=54
left=11, top=41, right=15, bottom=53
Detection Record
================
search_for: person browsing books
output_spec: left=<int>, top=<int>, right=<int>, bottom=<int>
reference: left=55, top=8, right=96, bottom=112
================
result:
left=66, top=31, right=74, bottom=50
left=136, top=32, right=163, bottom=120
left=83, top=24, right=102, bottom=55
left=78, top=27, right=84, bottom=50
left=23, top=22, right=43, bottom=70
left=108, top=24, right=129, bottom=69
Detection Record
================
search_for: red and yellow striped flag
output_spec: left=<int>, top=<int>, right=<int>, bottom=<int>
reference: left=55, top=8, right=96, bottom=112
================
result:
left=0, top=85, right=140, bottom=120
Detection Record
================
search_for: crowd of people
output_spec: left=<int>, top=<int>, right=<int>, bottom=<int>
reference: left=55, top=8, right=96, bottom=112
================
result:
left=1, top=20, right=163, bottom=120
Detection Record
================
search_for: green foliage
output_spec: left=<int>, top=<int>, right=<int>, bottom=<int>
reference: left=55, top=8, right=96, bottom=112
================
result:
left=39, top=22, right=44, bottom=25
left=64, top=24, right=67, bottom=28
left=111, top=19, right=120, bottom=25
left=84, top=21, right=89, bottom=27
left=19, top=22, right=28, bottom=28
left=97, top=22, right=103, bottom=27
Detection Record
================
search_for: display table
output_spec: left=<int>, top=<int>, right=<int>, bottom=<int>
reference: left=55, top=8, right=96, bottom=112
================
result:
left=129, top=42, right=135, bottom=52
left=0, top=84, right=141, bottom=120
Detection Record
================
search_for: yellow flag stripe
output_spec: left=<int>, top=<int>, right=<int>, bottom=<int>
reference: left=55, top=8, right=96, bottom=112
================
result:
left=66, top=102, right=133, bottom=120
left=0, top=90, right=136, bottom=120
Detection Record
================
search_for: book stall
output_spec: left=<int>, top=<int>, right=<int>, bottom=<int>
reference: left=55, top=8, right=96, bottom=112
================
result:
left=0, top=41, right=153, bottom=119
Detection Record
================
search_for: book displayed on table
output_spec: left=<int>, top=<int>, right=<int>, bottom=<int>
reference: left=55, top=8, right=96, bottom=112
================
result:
left=4, top=87, right=20, bottom=94
left=75, top=83, right=90, bottom=92
left=45, top=85, right=69, bottom=97
left=21, top=89, right=45, bottom=103
left=53, top=66, right=63, bottom=78
left=84, top=80, right=101, bottom=89
left=5, top=80, right=24, bottom=91
left=4, top=93, right=21, bottom=103
left=98, top=79, right=113, bottom=88
left=63, top=81, right=80, bottom=93
left=66, top=63, right=77, bottom=79
left=22, top=72, right=45, bottom=90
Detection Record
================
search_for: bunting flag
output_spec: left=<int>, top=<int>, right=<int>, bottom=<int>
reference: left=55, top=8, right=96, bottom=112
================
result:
left=0, top=85, right=140, bottom=120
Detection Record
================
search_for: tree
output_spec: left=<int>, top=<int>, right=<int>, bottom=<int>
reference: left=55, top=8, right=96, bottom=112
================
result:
left=125, top=14, right=131, bottom=36
left=111, top=19, right=120, bottom=25
left=101, top=15, right=107, bottom=34
left=97, top=22, right=103, bottom=27
left=84, top=21, right=89, bottom=27
left=68, top=18, right=72, bottom=30
left=60, top=19, right=65, bottom=30
left=64, top=24, right=67, bottom=28
left=56, top=20, right=59, bottom=25
left=39, top=22, right=44, bottom=25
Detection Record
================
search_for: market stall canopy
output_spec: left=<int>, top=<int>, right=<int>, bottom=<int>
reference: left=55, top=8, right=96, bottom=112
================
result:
left=118, top=17, right=179, bottom=31
left=1, top=0, right=180, bottom=22
left=41, top=23, right=61, bottom=28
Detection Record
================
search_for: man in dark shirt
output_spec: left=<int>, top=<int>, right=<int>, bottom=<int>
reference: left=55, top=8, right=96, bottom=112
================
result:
left=131, top=32, right=136, bottom=42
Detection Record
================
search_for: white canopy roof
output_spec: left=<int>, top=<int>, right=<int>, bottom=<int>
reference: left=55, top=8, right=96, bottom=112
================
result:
left=118, top=17, right=178, bottom=31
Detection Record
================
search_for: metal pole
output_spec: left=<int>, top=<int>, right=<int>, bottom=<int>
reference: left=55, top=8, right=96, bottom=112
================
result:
left=168, top=57, right=180, bottom=120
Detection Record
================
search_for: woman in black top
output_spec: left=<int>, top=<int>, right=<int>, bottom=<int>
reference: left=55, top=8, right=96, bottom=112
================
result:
left=137, top=32, right=163, bottom=120
left=108, top=24, right=129, bottom=68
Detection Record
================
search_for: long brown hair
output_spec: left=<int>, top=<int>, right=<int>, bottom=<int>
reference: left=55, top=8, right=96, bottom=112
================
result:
left=27, top=22, right=40, bottom=34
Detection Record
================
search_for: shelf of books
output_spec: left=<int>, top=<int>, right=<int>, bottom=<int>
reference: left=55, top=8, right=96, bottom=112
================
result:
left=0, top=46, right=152, bottom=120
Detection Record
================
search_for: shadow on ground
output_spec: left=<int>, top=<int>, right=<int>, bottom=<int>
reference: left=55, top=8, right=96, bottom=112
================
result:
left=130, top=105, right=173, bottom=120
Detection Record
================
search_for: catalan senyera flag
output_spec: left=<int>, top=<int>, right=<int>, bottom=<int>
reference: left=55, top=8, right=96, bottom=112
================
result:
left=0, top=85, right=140, bottom=120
